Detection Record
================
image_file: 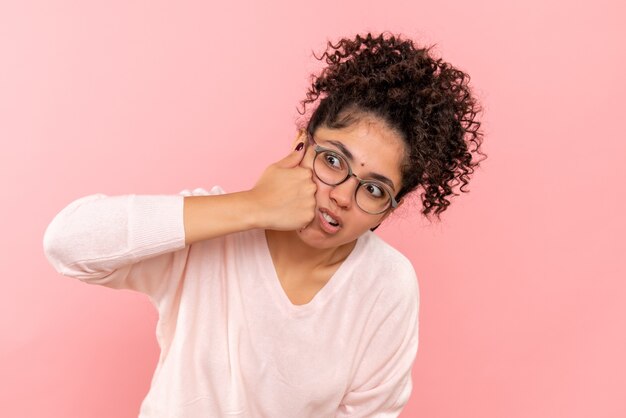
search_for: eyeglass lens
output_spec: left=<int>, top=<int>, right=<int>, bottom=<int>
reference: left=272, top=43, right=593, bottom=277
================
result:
left=314, top=150, right=391, bottom=214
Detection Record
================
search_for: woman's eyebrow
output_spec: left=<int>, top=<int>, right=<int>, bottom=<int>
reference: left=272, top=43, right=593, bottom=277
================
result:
left=326, top=139, right=396, bottom=191
left=327, top=140, right=354, bottom=161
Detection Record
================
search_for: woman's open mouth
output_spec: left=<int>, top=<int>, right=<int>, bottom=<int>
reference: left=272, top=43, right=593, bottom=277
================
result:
left=318, top=208, right=342, bottom=234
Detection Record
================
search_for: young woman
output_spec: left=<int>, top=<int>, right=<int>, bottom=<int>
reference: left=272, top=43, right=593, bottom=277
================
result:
left=44, top=33, right=484, bottom=417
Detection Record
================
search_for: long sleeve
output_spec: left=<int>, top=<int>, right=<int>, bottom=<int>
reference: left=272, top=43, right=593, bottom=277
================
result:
left=336, top=264, right=420, bottom=418
left=42, top=190, right=191, bottom=303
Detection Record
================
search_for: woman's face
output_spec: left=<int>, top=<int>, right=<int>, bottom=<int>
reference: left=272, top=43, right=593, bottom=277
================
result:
left=296, top=115, right=406, bottom=250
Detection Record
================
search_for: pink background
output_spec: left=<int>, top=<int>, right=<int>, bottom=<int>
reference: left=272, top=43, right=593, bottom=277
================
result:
left=1, top=0, right=625, bottom=417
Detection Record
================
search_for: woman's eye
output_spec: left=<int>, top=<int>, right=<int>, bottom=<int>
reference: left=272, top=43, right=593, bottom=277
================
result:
left=324, top=153, right=343, bottom=170
left=364, top=183, right=385, bottom=199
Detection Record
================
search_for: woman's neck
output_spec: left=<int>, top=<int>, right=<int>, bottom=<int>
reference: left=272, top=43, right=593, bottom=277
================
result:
left=264, top=229, right=357, bottom=274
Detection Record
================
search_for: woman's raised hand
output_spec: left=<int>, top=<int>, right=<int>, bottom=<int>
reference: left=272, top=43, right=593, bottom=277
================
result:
left=248, top=141, right=317, bottom=231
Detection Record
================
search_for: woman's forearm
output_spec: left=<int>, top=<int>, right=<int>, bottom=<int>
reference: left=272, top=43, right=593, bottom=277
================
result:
left=183, top=191, right=261, bottom=245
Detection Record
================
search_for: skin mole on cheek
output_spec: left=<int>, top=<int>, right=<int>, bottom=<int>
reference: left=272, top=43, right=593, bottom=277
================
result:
left=360, top=163, right=365, bottom=167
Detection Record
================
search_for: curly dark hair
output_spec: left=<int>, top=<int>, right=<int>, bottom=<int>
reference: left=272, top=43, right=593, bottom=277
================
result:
left=299, top=32, right=486, bottom=221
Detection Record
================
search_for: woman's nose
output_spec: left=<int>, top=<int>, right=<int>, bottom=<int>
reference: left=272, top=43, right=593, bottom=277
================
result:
left=329, top=176, right=358, bottom=209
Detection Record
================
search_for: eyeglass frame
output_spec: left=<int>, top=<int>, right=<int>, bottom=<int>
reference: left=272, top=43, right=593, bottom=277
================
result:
left=305, top=133, right=400, bottom=215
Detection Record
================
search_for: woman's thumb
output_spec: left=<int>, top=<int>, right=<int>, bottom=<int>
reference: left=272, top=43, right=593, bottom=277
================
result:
left=276, top=141, right=306, bottom=168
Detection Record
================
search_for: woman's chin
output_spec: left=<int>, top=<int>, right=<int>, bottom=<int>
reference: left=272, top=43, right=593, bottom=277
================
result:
left=295, top=223, right=339, bottom=249
left=295, top=221, right=360, bottom=251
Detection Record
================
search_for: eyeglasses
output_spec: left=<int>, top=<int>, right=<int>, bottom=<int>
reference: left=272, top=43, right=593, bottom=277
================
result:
left=306, top=134, right=399, bottom=215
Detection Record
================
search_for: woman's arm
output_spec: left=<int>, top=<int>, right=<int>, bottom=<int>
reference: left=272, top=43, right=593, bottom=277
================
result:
left=43, top=140, right=315, bottom=295
left=43, top=187, right=260, bottom=301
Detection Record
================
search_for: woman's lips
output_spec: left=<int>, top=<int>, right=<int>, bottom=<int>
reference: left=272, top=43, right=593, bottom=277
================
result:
left=318, top=208, right=341, bottom=234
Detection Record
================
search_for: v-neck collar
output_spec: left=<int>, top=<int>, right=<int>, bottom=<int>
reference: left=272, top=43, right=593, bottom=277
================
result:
left=256, top=228, right=368, bottom=316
